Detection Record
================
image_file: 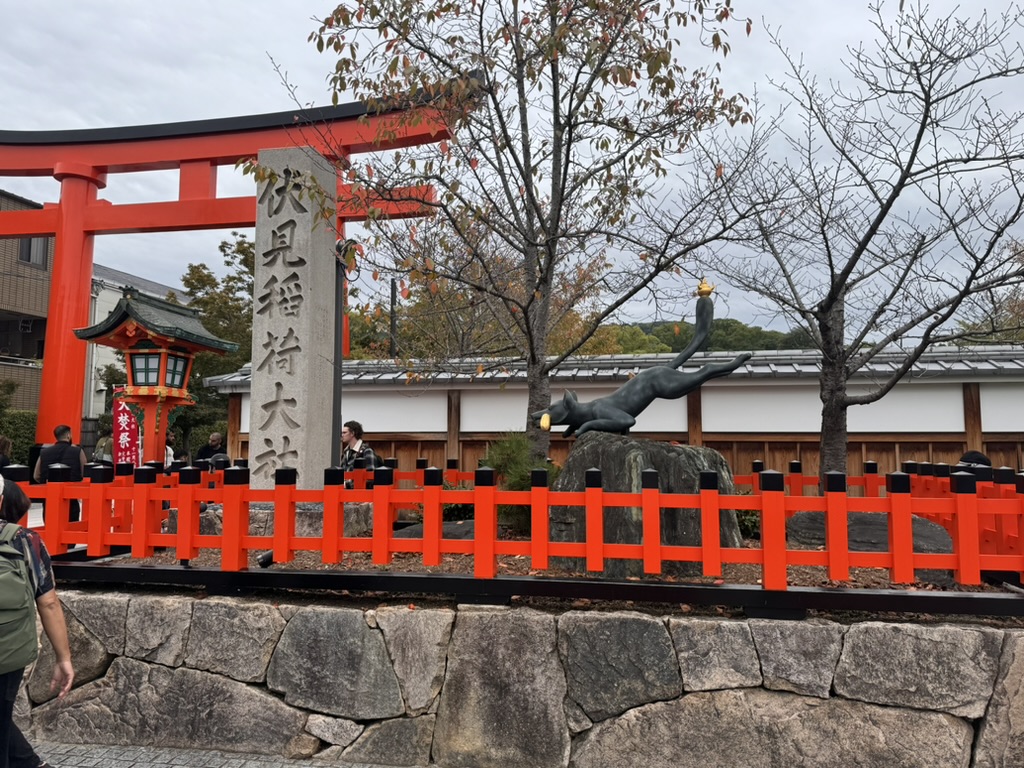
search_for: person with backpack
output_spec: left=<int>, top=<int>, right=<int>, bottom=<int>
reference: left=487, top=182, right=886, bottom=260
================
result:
left=0, top=476, right=74, bottom=768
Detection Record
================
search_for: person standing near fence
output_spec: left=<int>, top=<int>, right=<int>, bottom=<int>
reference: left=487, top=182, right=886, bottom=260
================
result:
left=32, top=425, right=86, bottom=523
left=340, top=420, right=380, bottom=473
left=0, top=475, right=74, bottom=768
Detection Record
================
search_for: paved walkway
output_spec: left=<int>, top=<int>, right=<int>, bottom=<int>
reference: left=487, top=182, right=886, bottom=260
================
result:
left=36, top=741, right=411, bottom=768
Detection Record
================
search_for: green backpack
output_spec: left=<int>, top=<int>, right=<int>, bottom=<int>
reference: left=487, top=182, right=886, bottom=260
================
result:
left=0, top=523, right=39, bottom=674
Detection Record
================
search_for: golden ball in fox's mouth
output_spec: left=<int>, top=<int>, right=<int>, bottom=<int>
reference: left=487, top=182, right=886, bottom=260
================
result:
left=540, top=413, right=551, bottom=431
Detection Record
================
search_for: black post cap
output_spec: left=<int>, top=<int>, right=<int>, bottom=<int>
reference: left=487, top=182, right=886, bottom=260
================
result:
left=530, top=468, right=548, bottom=488
left=918, top=462, right=933, bottom=477
left=324, top=467, right=345, bottom=486
left=223, top=466, right=250, bottom=486
left=760, top=470, right=784, bottom=492
left=178, top=467, right=201, bottom=486
left=475, top=466, right=496, bottom=487
left=752, top=460, right=765, bottom=473
left=134, top=466, right=157, bottom=485
left=115, top=462, right=135, bottom=476
left=933, top=463, right=951, bottom=478
left=994, top=466, right=1016, bottom=485
left=788, top=460, right=802, bottom=474
left=425, top=467, right=444, bottom=486
left=275, top=467, right=298, bottom=486
left=213, top=457, right=231, bottom=471
left=233, top=459, right=249, bottom=468
left=901, top=461, right=919, bottom=475
left=447, top=458, right=459, bottom=469
left=374, top=467, right=395, bottom=486
left=641, top=468, right=660, bottom=489
left=973, top=465, right=993, bottom=482
left=699, top=471, right=719, bottom=491
left=416, top=458, right=428, bottom=469
left=951, top=471, right=977, bottom=494
left=385, top=457, right=399, bottom=469
left=825, top=471, right=847, bottom=493
left=886, top=472, right=911, bottom=494
left=46, top=464, right=70, bottom=483
left=0, top=464, right=30, bottom=483
left=863, top=460, right=878, bottom=475
left=86, top=464, right=114, bottom=484
left=585, top=468, right=602, bottom=488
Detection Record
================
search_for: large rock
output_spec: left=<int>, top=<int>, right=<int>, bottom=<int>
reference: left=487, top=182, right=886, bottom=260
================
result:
left=558, top=611, right=681, bottom=721
left=550, top=432, right=742, bottom=578
left=833, top=622, right=1002, bottom=717
left=668, top=617, right=762, bottom=691
left=975, top=630, right=1024, bottom=768
left=786, top=511, right=954, bottom=585
left=124, top=595, right=193, bottom=667
left=29, top=608, right=111, bottom=704
left=571, top=688, right=973, bottom=768
left=59, top=590, right=129, bottom=656
left=183, top=597, right=286, bottom=683
left=748, top=619, right=845, bottom=699
left=31, top=657, right=318, bottom=758
left=266, top=606, right=404, bottom=719
left=433, top=607, right=570, bottom=768
left=166, top=501, right=374, bottom=538
left=342, top=715, right=435, bottom=766
left=375, top=606, right=454, bottom=715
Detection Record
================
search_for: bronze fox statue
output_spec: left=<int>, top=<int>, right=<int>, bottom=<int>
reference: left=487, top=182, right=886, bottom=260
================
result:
left=532, top=293, right=751, bottom=438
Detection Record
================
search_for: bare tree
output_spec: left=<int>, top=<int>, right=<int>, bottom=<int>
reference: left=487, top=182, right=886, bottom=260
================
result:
left=306, top=0, right=759, bottom=458
left=702, top=1, right=1024, bottom=472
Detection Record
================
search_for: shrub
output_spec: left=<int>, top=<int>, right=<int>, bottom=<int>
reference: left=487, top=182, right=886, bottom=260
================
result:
left=482, top=433, right=561, bottom=534
left=0, top=410, right=38, bottom=465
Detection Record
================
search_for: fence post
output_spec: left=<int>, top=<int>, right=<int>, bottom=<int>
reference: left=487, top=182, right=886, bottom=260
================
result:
left=372, top=466, right=395, bottom=565
left=530, top=469, right=550, bottom=572
left=175, top=467, right=201, bottom=564
left=474, top=467, right=497, bottom=579
left=221, top=466, right=250, bottom=571
left=760, top=470, right=787, bottom=590
left=862, top=460, right=882, bottom=498
left=272, top=468, right=297, bottom=566
left=422, top=468, right=444, bottom=567
left=85, top=463, right=114, bottom=557
left=112, top=462, right=135, bottom=533
left=786, top=460, right=803, bottom=498
left=585, top=468, right=604, bottom=573
left=751, top=460, right=764, bottom=494
left=700, top=470, right=722, bottom=578
left=991, top=467, right=1020, bottom=557
left=415, top=457, right=428, bottom=488
left=322, top=468, right=344, bottom=565
left=825, top=471, right=850, bottom=582
left=951, top=471, right=981, bottom=585
left=130, top=465, right=157, bottom=559
left=886, top=472, right=915, bottom=584
left=641, top=469, right=661, bottom=575
left=445, top=458, right=459, bottom=489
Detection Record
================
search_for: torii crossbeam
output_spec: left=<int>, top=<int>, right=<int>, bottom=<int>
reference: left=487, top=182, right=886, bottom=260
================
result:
left=0, top=104, right=447, bottom=443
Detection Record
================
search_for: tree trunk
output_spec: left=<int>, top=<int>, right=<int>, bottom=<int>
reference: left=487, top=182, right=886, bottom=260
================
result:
left=525, top=358, right=552, bottom=463
left=818, top=303, right=849, bottom=475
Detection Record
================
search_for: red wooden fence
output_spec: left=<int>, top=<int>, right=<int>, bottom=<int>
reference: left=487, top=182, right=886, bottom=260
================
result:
left=7, top=459, right=1023, bottom=591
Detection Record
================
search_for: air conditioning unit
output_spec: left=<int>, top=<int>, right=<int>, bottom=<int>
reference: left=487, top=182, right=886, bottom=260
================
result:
left=18, top=319, right=33, bottom=333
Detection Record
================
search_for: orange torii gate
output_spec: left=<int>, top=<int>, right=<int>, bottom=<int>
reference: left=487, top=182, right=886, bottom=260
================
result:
left=0, top=104, right=446, bottom=443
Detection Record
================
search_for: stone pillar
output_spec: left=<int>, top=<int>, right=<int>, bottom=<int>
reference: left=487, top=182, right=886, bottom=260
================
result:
left=250, top=148, right=336, bottom=489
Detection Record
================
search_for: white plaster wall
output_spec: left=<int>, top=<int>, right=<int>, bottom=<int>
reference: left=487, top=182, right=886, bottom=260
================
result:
left=341, top=389, right=448, bottom=433
left=703, top=383, right=821, bottom=433
left=980, top=382, right=1024, bottom=432
left=847, top=382, right=963, bottom=432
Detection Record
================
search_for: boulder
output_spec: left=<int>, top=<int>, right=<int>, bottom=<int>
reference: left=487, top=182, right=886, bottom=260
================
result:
left=266, top=606, right=404, bottom=719
left=558, top=611, right=681, bottom=721
left=571, top=688, right=973, bottom=768
left=183, top=597, right=286, bottom=683
left=29, top=608, right=111, bottom=704
left=550, top=431, right=742, bottom=578
left=975, top=630, right=1024, bottom=768
left=166, top=501, right=374, bottom=538
left=833, top=621, right=1003, bottom=718
left=433, top=607, right=569, bottom=768
left=668, top=617, right=761, bottom=691
left=31, top=657, right=318, bottom=758
left=375, top=606, right=455, bottom=715
left=786, top=511, right=954, bottom=585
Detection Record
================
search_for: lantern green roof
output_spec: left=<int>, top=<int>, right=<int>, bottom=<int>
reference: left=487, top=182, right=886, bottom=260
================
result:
left=74, top=286, right=239, bottom=353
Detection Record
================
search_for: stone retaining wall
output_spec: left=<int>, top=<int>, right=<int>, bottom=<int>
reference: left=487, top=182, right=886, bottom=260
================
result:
left=18, top=590, right=1024, bottom=767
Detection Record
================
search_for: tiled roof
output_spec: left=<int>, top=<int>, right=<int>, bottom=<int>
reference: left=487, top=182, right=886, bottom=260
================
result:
left=204, top=345, right=1024, bottom=393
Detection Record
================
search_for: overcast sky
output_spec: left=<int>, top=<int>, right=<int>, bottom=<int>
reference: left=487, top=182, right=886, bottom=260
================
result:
left=0, top=0, right=980, bottom=326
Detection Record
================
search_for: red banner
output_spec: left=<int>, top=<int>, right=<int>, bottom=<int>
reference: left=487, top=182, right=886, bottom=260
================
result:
left=112, top=388, right=140, bottom=467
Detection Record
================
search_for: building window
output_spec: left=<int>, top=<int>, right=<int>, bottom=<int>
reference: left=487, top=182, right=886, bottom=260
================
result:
left=18, top=237, right=48, bottom=268
left=165, top=354, right=188, bottom=388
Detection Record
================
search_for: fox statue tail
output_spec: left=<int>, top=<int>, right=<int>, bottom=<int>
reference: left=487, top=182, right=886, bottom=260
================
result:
left=669, top=295, right=714, bottom=369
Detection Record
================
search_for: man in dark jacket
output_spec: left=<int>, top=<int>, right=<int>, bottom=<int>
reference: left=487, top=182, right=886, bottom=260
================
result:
left=340, top=420, right=380, bottom=474
left=32, top=424, right=86, bottom=522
